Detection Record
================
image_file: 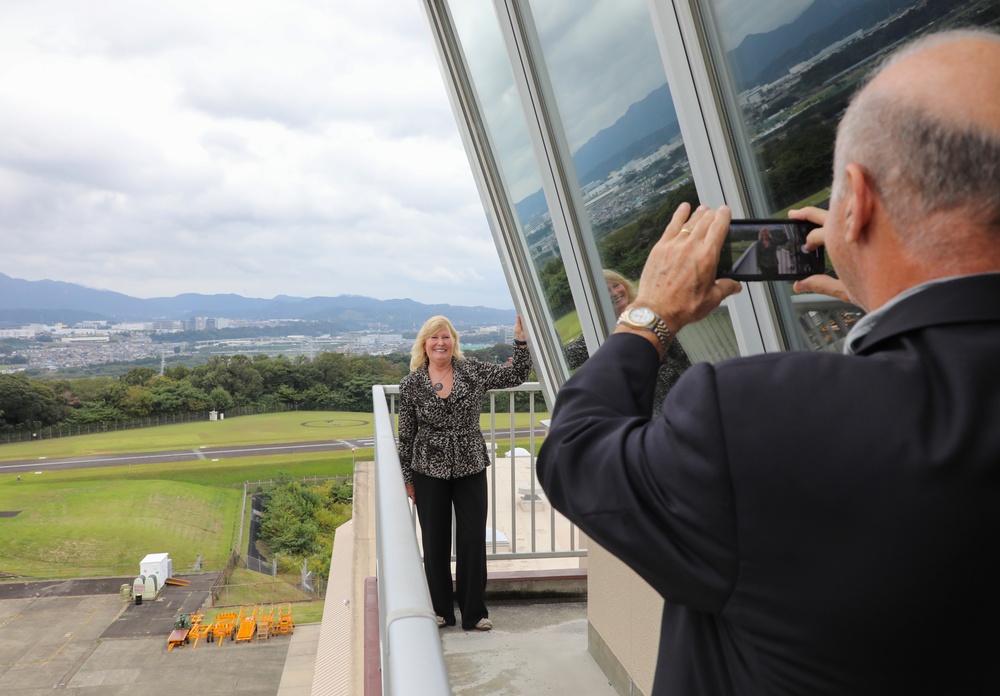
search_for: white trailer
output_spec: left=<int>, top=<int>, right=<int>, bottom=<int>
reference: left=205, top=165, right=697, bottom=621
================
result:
left=134, top=553, right=173, bottom=601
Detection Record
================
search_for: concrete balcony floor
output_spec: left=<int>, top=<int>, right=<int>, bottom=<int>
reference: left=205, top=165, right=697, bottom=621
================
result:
left=440, top=598, right=615, bottom=696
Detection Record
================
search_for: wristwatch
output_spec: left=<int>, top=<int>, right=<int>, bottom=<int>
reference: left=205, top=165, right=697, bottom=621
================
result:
left=617, top=306, right=672, bottom=350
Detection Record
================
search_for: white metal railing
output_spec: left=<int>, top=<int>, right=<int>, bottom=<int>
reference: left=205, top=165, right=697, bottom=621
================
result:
left=372, top=383, right=450, bottom=696
left=379, top=382, right=584, bottom=561
left=371, top=381, right=583, bottom=696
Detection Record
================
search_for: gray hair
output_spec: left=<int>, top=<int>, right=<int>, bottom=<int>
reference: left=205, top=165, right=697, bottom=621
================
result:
left=832, top=29, right=1000, bottom=252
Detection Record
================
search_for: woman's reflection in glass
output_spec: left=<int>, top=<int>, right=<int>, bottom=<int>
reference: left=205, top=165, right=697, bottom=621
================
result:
left=566, top=270, right=692, bottom=417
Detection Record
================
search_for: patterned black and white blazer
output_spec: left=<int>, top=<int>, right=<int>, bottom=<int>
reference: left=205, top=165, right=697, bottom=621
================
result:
left=397, top=345, right=531, bottom=484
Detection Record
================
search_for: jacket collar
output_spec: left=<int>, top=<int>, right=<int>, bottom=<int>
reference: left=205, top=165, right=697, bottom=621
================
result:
left=849, top=272, right=1000, bottom=355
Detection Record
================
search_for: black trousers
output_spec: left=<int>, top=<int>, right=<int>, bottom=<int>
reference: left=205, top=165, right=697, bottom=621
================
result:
left=412, top=469, right=488, bottom=629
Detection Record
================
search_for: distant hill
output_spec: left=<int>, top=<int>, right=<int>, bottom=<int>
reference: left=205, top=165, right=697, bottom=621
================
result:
left=0, top=273, right=515, bottom=330
left=515, top=81, right=680, bottom=225
left=727, top=0, right=920, bottom=91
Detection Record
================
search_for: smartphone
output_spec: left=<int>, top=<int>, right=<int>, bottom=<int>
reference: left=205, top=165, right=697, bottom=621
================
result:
left=716, top=218, right=824, bottom=281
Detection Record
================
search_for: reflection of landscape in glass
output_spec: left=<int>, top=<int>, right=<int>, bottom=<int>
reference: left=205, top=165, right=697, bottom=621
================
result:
left=712, top=0, right=998, bottom=352
left=447, top=1, right=562, bottom=329
left=524, top=0, right=698, bottom=327
left=715, top=0, right=1000, bottom=213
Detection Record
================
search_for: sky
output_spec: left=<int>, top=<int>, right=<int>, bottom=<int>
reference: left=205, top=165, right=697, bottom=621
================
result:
left=0, top=0, right=514, bottom=308
left=712, top=0, right=812, bottom=50
left=0, top=0, right=812, bottom=311
left=447, top=0, right=812, bottom=204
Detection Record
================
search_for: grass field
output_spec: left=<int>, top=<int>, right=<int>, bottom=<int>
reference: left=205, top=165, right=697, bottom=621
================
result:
left=0, top=411, right=371, bottom=580
left=0, top=411, right=373, bottom=461
left=0, top=409, right=548, bottom=583
left=0, top=477, right=240, bottom=576
left=0, top=409, right=548, bottom=462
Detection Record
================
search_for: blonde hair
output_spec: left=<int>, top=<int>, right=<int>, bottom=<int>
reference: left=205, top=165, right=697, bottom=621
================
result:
left=603, top=269, right=636, bottom=304
left=410, top=315, right=464, bottom=371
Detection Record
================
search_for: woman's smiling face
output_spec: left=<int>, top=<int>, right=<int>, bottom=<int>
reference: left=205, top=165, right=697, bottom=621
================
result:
left=425, top=328, right=454, bottom=364
left=608, top=281, right=629, bottom=315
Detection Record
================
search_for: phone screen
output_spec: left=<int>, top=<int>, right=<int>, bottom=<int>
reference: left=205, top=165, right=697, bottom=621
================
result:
left=716, top=219, right=824, bottom=281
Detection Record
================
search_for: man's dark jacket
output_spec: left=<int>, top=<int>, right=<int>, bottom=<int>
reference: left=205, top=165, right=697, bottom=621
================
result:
left=537, top=274, right=1000, bottom=695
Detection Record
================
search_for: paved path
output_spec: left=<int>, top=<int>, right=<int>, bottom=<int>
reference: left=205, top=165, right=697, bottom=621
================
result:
left=0, top=575, right=318, bottom=695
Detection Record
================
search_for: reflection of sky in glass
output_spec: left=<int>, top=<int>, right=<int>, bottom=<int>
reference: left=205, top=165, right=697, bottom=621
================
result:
left=527, top=0, right=665, bottom=153
left=709, top=0, right=813, bottom=50
left=449, top=0, right=543, bottom=202
left=450, top=0, right=674, bottom=202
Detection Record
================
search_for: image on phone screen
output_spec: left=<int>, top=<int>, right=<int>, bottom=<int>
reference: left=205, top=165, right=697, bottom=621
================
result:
left=717, top=219, right=824, bottom=281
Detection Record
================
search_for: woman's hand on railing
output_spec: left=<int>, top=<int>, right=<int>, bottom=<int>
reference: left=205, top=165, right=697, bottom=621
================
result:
left=406, top=483, right=416, bottom=505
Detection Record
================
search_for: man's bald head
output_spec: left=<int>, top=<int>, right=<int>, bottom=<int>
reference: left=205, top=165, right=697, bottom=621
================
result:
left=832, top=30, right=1000, bottom=259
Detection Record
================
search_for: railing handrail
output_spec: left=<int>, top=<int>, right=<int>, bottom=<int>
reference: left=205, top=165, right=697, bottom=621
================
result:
left=379, top=380, right=542, bottom=396
left=372, top=384, right=451, bottom=696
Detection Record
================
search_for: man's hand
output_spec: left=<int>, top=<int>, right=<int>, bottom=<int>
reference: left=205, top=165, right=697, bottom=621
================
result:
left=788, top=207, right=852, bottom=303
left=626, top=203, right=742, bottom=343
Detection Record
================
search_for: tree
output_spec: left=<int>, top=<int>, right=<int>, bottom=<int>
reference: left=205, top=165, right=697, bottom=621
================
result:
left=120, top=385, right=155, bottom=417
left=0, top=374, right=68, bottom=427
left=299, top=384, right=342, bottom=411
left=259, top=481, right=325, bottom=556
left=62, top=401, right=126, bottom=425
left=208, top=386, right=234, bottom=412
left=149, top=379, right=210, bottom=414
left=307, top=352, right=350, bottom=390
left=120, top=367, right=158, bottom=387
left=189, top=354, right=264, bottom=406
left=275, top=385, right=301, bottom=405
left=163, top=365, right=192, bottom=380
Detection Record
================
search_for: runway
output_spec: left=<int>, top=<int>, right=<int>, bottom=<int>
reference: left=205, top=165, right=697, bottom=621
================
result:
left=0, top=427, right=543, bottom=474
left=0, top=439, right=373, bottom=475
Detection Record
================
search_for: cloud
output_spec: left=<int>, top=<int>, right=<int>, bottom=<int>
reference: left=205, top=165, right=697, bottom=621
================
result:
left=711, top=0, right=813, bottom=50
left=0, top=0, right=514, bottom=309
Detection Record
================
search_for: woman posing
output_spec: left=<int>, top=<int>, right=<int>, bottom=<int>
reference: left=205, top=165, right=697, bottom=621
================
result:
left=398, top=315, right=531, bottom=630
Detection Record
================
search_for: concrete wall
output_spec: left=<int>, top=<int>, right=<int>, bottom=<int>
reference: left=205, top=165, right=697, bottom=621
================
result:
left=587, top=543, right=662, bottom=696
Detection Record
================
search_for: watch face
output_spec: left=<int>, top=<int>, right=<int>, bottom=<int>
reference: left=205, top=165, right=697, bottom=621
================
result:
left=627, top=307, right=654, bottom=325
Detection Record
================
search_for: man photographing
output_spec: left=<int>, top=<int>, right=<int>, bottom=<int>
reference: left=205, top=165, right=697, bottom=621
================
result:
left=537, top=28, right=1000, bottom=696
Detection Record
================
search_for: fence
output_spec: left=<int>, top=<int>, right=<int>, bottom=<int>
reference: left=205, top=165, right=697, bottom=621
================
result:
left=0, top=555, right=230, bottom=582
left=0, top=402, right=301, bottom=445
left=209, top=550, right=242, bottom=605
left=205, top=475, right=352, bottom=605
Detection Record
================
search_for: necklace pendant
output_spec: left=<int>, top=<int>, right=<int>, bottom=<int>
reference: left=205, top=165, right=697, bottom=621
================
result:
left=432, top=381, right=444, bottom=392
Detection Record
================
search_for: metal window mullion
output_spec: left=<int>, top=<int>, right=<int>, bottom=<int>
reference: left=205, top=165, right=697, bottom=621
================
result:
left=646, top=0, right=783, bottom=355
left=492, top=0, right=613, bottom=358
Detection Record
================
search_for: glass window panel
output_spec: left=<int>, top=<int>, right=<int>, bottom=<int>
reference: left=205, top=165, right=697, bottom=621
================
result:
left=698, top=0, right=997, bottom=352
left=523, top=0, right=740, bottom=378
left=448, top=0, right=571, bottom=374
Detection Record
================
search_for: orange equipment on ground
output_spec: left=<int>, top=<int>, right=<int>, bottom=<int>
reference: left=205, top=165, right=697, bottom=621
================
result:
left=187, top=612, right=210, bottom=648
left=235, top=604, right=258, bottom=643
left=275, top=602, right=294, bottom=636
left=256, top=604, right=275, bottom=642
left=211, top=611, right=237, bottom=644
left=167, top=629, right=189, bottom=651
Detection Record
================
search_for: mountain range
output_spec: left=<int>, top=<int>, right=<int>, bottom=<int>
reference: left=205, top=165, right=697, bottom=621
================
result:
left=0, top=273, right=516, bottom=330
left=515, top=81, right=680, bottom=224
left=727, top=0, right=920, bottom=91
left=513, top=0, right=931, bottom=225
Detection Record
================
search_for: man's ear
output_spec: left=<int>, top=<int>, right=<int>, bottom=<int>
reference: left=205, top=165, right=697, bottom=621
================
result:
left=842, top=163, right=876, bottom=245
